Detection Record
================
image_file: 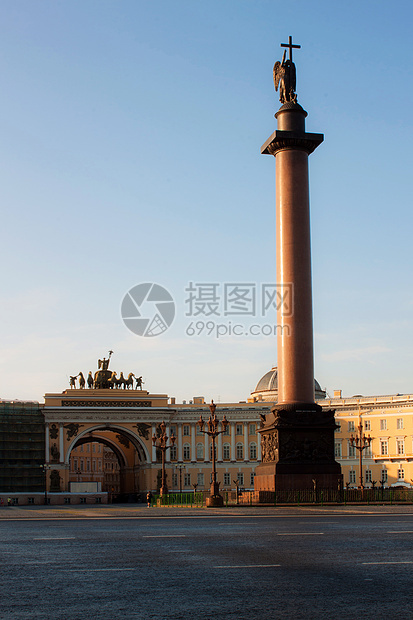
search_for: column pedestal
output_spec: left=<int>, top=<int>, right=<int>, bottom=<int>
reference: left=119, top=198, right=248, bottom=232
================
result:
left=255, top=403, right=342, bottom=492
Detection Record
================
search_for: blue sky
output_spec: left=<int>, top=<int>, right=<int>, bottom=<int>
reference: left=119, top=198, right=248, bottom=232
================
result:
left=0, top=0, right=412, bottom=402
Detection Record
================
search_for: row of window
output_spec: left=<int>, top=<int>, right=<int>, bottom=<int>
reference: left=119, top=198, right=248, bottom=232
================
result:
left=171, top=471, right=256, bottom=488
left=338, top=418, right=406, bottom=433
left=166, top=442, right=258, bottom=461
left=348, top=468, right=405, bottom=484
left=174, top=423, right=257, bottom=437
left=72, top=443, right=102, bottom=453
left=72, top=459, right=103, bottom=472
left=335, top=439, right=408, bottom=458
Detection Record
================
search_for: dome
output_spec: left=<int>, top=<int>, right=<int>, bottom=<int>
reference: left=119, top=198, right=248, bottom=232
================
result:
left=251, top=366, right=326, bottom=402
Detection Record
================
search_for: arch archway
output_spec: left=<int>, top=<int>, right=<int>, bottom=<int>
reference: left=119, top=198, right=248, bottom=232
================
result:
left=67, top=426, right=150, bottom=498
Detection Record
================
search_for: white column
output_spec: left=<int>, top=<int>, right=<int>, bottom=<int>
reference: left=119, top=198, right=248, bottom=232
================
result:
left=217, top=432, right=223, bottom=462
left=151, top=424, right=157, bottom=463
left=191, top=423, right=196, bottom=462
left=244, top=422, right=249, bottom=462
left=204, top=432, right=209, bottom=462
left=59, top=423, right=64, bottom=463
left=230, top=422, right=235, bottom=462
left=178, top=423, right=183, bottom=462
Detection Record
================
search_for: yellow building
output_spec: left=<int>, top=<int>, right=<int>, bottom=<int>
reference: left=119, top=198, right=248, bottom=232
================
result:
left=39, top=364, right=413, bottom=499
left=325, top=390, right=413, bottom=488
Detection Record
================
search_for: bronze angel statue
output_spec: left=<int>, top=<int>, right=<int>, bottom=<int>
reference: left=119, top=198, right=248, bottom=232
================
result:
left=273, top=50, right=297, bottom=104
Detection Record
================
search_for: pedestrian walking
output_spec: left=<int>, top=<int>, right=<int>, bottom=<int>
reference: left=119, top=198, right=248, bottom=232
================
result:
left=146, top=491, right=153, bottom=507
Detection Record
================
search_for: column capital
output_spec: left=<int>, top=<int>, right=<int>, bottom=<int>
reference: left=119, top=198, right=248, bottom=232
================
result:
left=261, top=130, right=323, bottom=156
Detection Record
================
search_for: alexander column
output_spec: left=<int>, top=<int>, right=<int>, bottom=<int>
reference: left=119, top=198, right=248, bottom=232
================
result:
left=255, top=37, right=341, bottom=492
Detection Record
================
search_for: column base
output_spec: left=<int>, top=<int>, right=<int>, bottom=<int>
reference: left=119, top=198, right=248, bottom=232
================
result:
left=206, top=495, right=224, bottom=507
left=255, top=402, right=342, bottom=492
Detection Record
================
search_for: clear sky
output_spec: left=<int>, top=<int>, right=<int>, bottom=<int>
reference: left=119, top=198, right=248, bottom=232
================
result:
left=0, top=0, right=412, bottom=403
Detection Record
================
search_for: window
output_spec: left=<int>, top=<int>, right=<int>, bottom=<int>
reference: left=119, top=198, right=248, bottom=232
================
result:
left=98, top=444, right=101, bottom=453
left=236, top=424, right=243, bottom=436
left=184, top=473, right=191, bottom=486
left=348, top=421, right=355, bottom=432
left=364, top=420, right=371, bottom=431
left=172, top=473, right=178, bottom=486
left=197, top=473, right=204, bottom=486
left=80, top=445, right=84, bottom=452
left=223, top=426, right=230, bottom=436
left=381, top=469, right=388, bottom=483
left=80, top=497, right=87, bottom=504
left=365, top=469, right=372, bottom=483
left=183, top=425, right=190, bottom=436
left=93, top=444, right=96, bottom=452
left=334, top=442, right=342, bottom=459
left=223, top=472, right=231, bottom=486
left=335, top=421, right=341, bottom=432
left=398, top=468, right=405, bottom=480
left=223, top=443, right=230, bottom=460
left=209, top=443, right=217, bottom=460
left=397, top=418, right=404, bottom=430
left=170, top=426, right=177, bottom=437
left=250, top=472, right=256, bottom=487
left=349, top=470, right=356, bottom=484
left=348, top=442, right=356, bottom=458
left=249, top=423, right=256, bottom=436
left=236, top=443, right=244, bottom=460
left=380, top=440, right=388, bottom=456
left=237, top=472, right=244, bottom=486
left=74, top=459, right=78, bottom=471
left=196, top=425, right=203, bottom=436
left=397, top=440, right=404, bottom=455
left=64, top=497, right=71, bottom=504
left=28, top=497, right=35, bottom=504
left=183, top=443, right=191, bottom=460
left=170, top=445, right=177, bottom=461
left=92, top=460, right=96, bottom=471
left=98, top=461, right=102, bottom=471
left=249, top=442, right=257, bottom=460
left=87, top=444, right=90, bottom=452
left=365, top=444, right=372, bottom=458
left=196, top=443, right=204, bottom=460
left=380, top=419, right=387, bottom=431
left=80, top=460, right=84, bottom=471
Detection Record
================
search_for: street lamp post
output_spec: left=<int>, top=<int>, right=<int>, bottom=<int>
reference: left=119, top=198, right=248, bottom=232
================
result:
left=198, top=400, right=228, bottom=507
left=40, top=464, right=48, bottom=505
left=152, top=421, right=176, bottom=496
left=349, top=418, right=372, bottom=490
left=175, top=464, right=184, bottom=493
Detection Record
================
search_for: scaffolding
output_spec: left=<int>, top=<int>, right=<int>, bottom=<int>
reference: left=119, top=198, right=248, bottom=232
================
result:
left=0, top=402, right=45, bottom=492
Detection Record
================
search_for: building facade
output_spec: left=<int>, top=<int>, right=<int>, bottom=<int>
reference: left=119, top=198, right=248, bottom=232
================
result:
left=2, top=366, right=413, bottom=503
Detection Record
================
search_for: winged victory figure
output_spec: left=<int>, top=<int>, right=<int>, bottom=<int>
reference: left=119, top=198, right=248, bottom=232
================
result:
left=273, top=50, right=297, bottom=104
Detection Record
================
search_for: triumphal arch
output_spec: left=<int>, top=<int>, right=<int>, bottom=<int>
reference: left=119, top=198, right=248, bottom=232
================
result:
left=43, top=354, right=171, bottom=494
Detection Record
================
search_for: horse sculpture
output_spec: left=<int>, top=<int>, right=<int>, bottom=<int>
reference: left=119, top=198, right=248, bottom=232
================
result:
left=124, top=373, right=135, bottom=389
left=87, top=372, right=94, bottom=388
left=114, top=371, right=125, bottom=389
left=135, top=376, right=144, bottom=390
left=69, top=375, right=77, bottom=389
left=78, top=372, right=86, bottom=389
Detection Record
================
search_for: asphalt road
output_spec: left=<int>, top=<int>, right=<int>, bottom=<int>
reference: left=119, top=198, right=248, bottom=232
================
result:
left=1, top=505, right=413, bottom=619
